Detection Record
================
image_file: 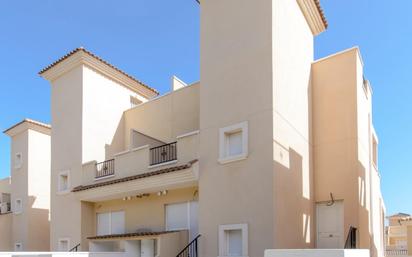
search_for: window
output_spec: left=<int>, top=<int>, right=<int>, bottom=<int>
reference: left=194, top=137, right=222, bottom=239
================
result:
left=165, top=201, right=199, bottom=240
left=14, top=153, right=22, bottom=169
left=219, top=122, right=248, bottom=164
left=14, top=198, right=22, bottom=214
left=58, top=238, right=70, bottom=251
left=14, top=243, right=22, bottom=251
left=219, top=224, right=248, bottom=257
left=97, top=211, right=125, bottom=236
left=58, top=170, right=70, bottom=193
left=166, top=202, right=189, bottom=231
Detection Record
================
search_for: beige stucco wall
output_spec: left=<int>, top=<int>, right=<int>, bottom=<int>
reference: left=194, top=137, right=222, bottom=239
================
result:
left=0, top=177, right=11, bottom=195
left=123, top=83, right=200, bottom=148
left=200, top=0, right=317, bottom=256
left=200, top=0, right=274, bottom=256
left=10, top=130, right=30, bottom=250
left=27, top=129, right=51, bottom=251
left=312, top=48, right=384, bottom=256
left=272, top=0, right=314, bottom=248
left=50, top=65, right=84, bottom=251
left=0, top=213, right=12, bottom=250
left=5, top=124, right=51, bottom=251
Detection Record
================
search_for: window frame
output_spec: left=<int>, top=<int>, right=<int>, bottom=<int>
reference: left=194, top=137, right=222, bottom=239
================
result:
left=14, top=198, right=22, bottom=214
left=14, top=242, right=23, bottom=251
left=219, top=121, right=248, bottom=164
left=96, top=210, right=125, bottom=236
left=14, top=152, right=23, bottom=170
left=218, top=223, right=248, bottom=257
left=58, top=238, right=71, bottom=252
left=57, top=170, right=71, bottom=194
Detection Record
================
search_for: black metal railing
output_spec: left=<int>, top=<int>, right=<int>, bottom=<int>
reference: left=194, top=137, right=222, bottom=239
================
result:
left=176, top=235, right=200, bottom=257
left=385, top=249, right=408, bottom=256
left=69, top=243, right=80, bottom=252
left=95, top=159, right=115, bottom=179
left=150, top=142, right=177, bottom=166
left=344, top=226, right=357, bottom=249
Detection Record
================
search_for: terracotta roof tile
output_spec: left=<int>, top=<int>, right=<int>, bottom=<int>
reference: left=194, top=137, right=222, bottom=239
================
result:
left=72, top=160, right=198, bottom=192
left=314, top=0, right=328, bottom=28
left=87, top=231, right=179, bottom=240
left=39, top=47, right=159, bottom=95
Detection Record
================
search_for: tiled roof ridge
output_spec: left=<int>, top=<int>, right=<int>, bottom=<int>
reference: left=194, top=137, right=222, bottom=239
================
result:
left=39, top=47, right=159, bottom=95
left=314, top=0, right=328, bottom=28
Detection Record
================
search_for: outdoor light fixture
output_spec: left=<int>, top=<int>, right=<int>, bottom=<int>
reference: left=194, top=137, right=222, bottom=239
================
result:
left=157, top=190, right=168, bottom=196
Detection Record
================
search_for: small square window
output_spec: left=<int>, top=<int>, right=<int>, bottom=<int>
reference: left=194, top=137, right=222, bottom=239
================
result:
left=14, top=153, right=22, bottom=169
left=14, top=198, right=22, bottom=214
left=219, top=224, right=248, bottom=257
left=14, top=242, right=23, bottom=251
left=219, top=122, right=248, bottom=164
left=58, top=171, right=70, bottom=193
left=58, top=238, right=70, bottom=251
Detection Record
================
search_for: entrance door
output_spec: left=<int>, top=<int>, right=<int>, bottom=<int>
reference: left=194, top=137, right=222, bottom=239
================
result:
left=165, top=201, right=199, bottom=240
left=316, top=201, right=344, bottom=248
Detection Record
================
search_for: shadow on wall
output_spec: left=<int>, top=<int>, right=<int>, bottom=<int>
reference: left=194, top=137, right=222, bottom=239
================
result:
left=274, top=147, right=313, bottom=248
left=28, top=196, right=50, bottom=251
left=105, top=115, right=126, bottom=160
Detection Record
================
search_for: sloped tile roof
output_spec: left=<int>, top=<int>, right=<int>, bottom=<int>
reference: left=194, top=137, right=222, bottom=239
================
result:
left=72, top=160, right=198, bottom=192
left=39, top=47, right=159, bottom=95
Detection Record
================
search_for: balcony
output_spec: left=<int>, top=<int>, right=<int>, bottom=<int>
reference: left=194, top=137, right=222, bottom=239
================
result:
left=150, top=142, right=177, bottom=166
left=0, top=202, right=11, bottom=214
left=78, top=131, right=199, bottom=201
left=96, top=159, right=115, bottom=179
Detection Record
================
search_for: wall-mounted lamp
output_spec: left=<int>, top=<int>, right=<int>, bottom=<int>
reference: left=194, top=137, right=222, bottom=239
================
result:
left=157, top=190, right=168, bottom=196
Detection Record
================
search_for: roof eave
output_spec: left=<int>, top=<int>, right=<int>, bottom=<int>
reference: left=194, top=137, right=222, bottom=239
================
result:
left=297, top=0, right=328, bottom=36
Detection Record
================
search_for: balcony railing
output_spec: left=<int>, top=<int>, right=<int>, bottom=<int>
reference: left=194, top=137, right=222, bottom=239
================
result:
left=386, top=249, right=408, bottom=256
left=0, top=202, right=11, bottom=214
left=150, top=142, right=177, bottom=166
left=96, top=159, right=115, bottom=179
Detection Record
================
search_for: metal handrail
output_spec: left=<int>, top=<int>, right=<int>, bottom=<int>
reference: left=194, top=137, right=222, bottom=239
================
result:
left=69, top=243, right=80, bottom=252
left=176, top=235, right=201, bottom=257
left=95, top=159, right=115, bottom=178
left=150, top=142, right=177, bottom=166
left=344, top=226, right=357, bottom=249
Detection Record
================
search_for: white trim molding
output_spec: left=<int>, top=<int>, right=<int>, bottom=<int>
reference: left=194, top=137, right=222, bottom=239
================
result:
left=58, top=238, right=71, bottom=252
left=218, top=223, right=249, bottom=257
left=57, top=170, right=71, bottom=194
left=218, top=121, right=248, bottom=165
left=14, top=198, right=23, bottom=214
left=177, top=130, right=200, bottom=139
left=14, top=152, right=23, bottom=170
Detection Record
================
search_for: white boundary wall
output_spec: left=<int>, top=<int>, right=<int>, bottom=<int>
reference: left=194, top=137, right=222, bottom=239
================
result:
left=265, top=249, right=370, bottom=257
left=0, top=253, right=124, bottom=257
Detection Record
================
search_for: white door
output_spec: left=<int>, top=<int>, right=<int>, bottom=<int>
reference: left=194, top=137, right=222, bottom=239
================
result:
left=316, top=201, right=344, bottom=248
left=166, top=201, right=199, bottom=240
left=141, top=239, right=155, bottom=257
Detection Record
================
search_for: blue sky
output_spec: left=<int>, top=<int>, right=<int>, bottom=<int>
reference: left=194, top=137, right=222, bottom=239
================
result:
left=0, top=0, right=410, bottom=216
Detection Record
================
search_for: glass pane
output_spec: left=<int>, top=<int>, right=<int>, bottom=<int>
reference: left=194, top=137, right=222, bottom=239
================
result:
left=227, top=229, right=242, bottom=256
left=227, top=132, right=242, bottom=156
left=97, top=212, right=111, bottom=236
left=111, top=211, right=125, bottom=234
left=166, top=202, right=188, bottom=231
